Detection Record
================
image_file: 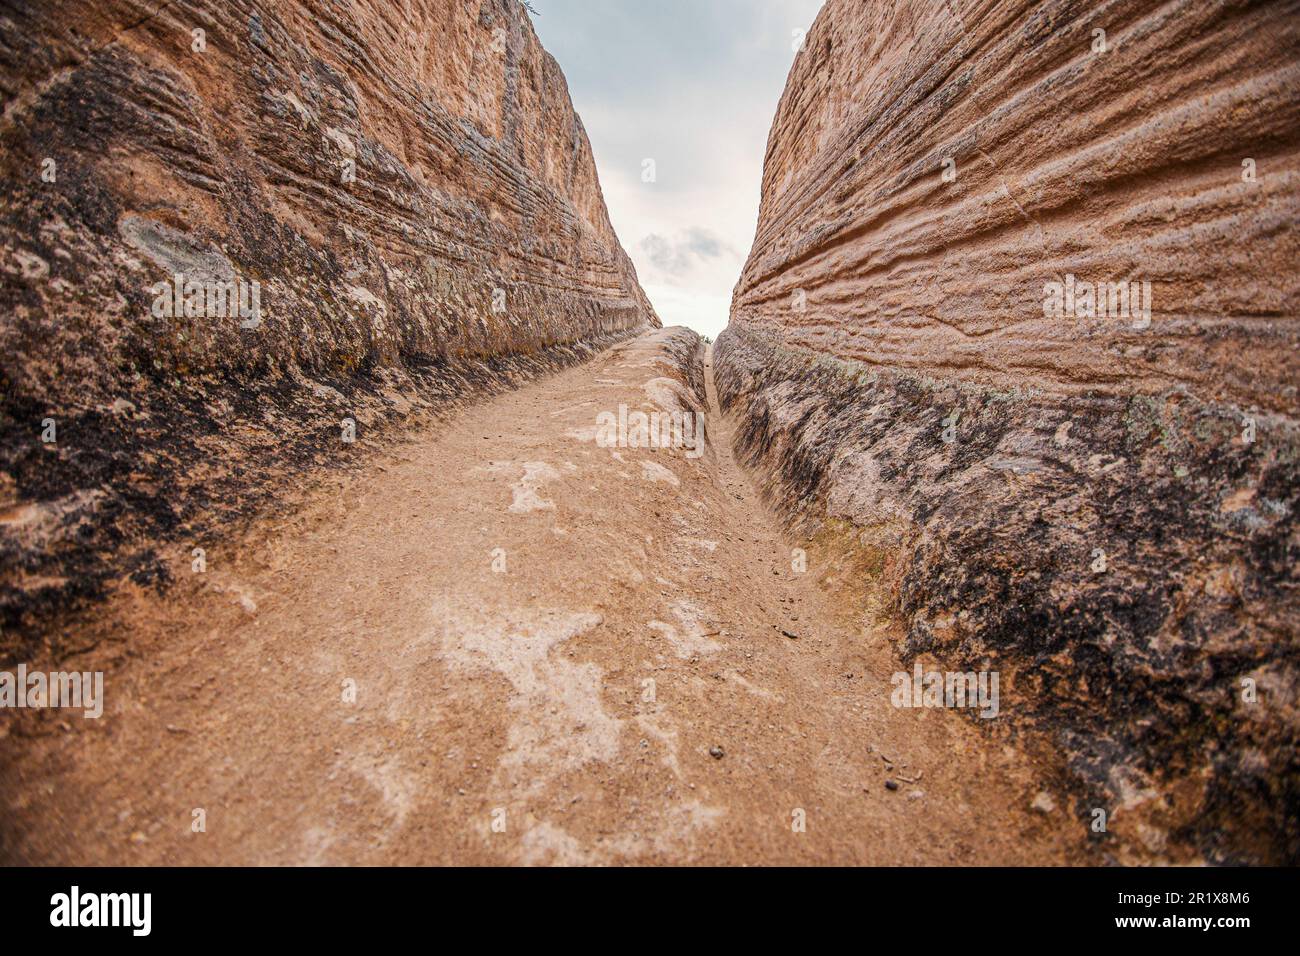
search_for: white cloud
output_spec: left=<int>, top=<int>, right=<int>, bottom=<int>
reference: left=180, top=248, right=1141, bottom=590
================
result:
left=531, top=0, right=826, bottom=339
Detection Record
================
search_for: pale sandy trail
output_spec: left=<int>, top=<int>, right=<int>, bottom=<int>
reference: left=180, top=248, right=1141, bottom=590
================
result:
left=0, top=328, right=1084, bottom=865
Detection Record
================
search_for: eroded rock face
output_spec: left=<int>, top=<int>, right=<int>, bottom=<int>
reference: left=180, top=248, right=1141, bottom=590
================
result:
left=718, top=0, right=1299, bottom=862
left=0, top=0, right=656, bottom=645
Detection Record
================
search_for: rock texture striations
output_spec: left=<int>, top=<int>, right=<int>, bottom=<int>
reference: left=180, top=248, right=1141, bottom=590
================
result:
left=718, top=0, right=1299, bottom=862
left=0, top=0, right=656, bottom=647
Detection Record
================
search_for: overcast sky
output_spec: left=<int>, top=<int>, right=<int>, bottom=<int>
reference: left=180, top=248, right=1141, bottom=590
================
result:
left=529, top=0, right=826, bottom=339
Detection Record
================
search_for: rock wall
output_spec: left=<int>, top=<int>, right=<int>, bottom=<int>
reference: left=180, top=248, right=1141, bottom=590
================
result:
left=718, top=0, right=1299, bottom=862
left=0, top=0, right=656, bottom=651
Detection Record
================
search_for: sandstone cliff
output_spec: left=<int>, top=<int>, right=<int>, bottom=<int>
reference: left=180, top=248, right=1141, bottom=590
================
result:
left=718, top=0, right=1299, bottom=862
left=0, top=0, right=656, bottom=648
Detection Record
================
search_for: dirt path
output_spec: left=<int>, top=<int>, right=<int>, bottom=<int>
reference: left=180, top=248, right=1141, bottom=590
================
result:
left=1, top=328, right=1084, bottom=865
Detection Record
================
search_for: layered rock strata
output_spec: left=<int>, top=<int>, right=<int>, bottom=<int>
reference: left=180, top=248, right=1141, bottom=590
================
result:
left=0, top=0, right=656, bottom=649
left=719, top=0, right=1299, bottom=862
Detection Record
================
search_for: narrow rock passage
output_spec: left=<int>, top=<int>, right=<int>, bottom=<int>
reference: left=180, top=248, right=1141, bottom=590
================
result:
left=1, top=329, right=1084, bottom=865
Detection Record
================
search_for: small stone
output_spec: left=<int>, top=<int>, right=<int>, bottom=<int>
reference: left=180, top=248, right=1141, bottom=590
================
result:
left=884, top=779, right=899, bottom=791
left=709, top=746, right=725, bottom=759
left=1136, top=822, right=1168, bottom=853
left=1031, top=791, right=1056, bottom=814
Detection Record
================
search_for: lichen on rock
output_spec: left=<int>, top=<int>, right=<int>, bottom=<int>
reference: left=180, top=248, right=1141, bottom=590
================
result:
left=718, top=0, right=1299, bottom=863
left=0, top=0, right=657, bottom=650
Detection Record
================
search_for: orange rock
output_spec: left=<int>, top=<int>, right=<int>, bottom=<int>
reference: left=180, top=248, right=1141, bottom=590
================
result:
left=719, top=0, right=1300, bottom=864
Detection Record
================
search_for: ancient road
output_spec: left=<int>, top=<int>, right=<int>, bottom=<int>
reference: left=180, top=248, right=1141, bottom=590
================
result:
left=1, top=328, right=1082, bottom=864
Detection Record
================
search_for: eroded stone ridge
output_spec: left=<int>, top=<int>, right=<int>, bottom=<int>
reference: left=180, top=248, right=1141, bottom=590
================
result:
left=719, top=0, right=1299, bottom=862
left=0, top=0, right=657, bottom=641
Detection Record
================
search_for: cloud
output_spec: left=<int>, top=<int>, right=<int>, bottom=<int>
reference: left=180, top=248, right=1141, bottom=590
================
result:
left=639, top=228, right=738, bottom=278
left=530, top=0, right=827, bottom=339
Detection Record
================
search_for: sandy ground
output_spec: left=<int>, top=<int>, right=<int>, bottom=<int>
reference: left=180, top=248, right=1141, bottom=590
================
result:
left=0, top=329, right=1085, bottom=864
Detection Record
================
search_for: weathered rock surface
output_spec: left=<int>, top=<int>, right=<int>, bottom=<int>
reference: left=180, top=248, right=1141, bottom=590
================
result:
left=0, top=0, right=656, bottom=648
left=719, top=0, right=1299, bottom=862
